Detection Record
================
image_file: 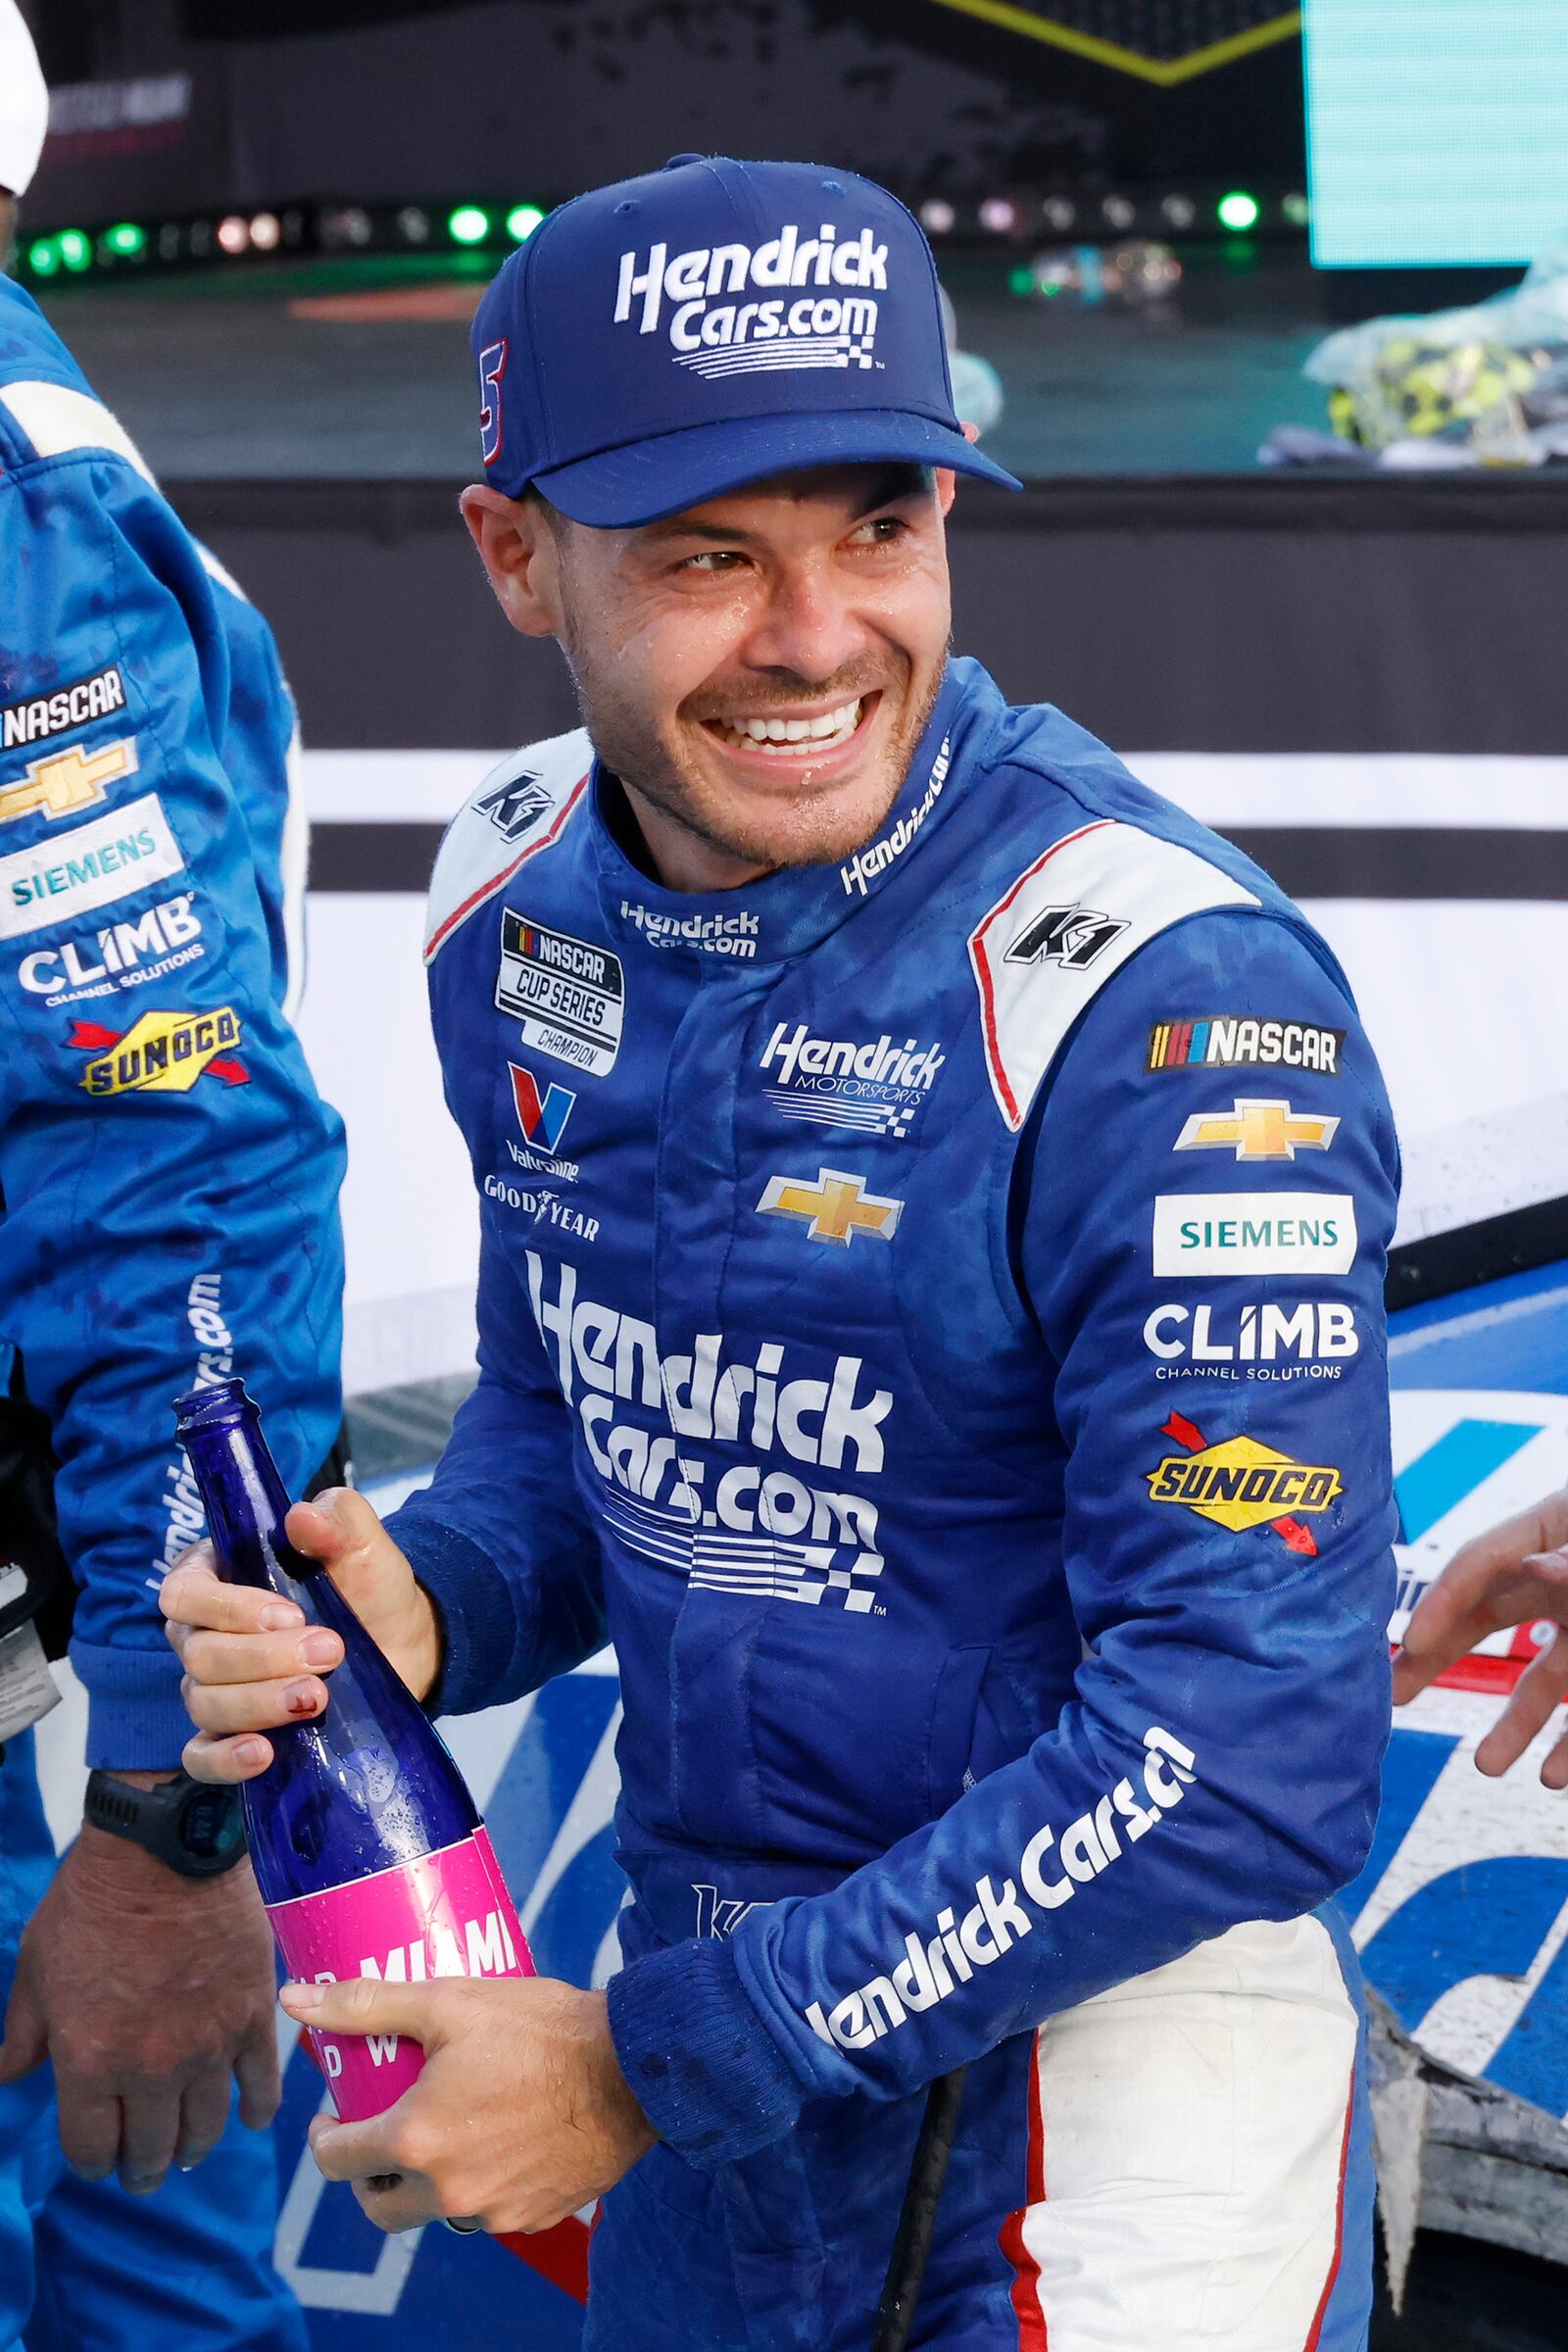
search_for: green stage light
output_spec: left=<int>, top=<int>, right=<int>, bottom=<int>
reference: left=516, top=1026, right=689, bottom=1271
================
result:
left=448, top=206, right=491, bottom=246
left=507, top=204, right=545, bottom=243
left=105, top=221, right=146, bottom=257
left=56, top=229, right=92, bottom=272
left=27, top=238, right=59, bottom=276
left=1216, top=191, right=1260, bottom=233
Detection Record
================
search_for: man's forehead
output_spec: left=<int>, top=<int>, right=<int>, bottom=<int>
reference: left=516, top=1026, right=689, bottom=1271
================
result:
left=642, top=463, right=934, bottom=538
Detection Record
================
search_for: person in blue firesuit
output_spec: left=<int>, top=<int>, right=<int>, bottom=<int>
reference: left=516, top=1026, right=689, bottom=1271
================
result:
left=166, top=156, right=1399, bottom=2350
left=0, top=9, right=344, bottom=2347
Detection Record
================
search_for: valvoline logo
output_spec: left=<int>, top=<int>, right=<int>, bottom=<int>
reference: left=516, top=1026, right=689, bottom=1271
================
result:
left=510, top=1060, right=575, bottom=1156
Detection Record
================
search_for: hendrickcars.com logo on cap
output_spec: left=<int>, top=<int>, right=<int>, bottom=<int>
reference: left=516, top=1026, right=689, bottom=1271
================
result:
left=613, top=221, right=889, bottom=376
left=469, top=153, right=1020, bottom=528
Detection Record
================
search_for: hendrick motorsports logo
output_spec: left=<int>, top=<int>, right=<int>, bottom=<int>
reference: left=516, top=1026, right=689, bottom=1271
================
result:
left=620, top=901, right=759, bottom=958
left=1146, top=1409, right=1343, bottom=1553
left=760, top=1020, right=944, bottom=1140
left=69, top=1005, right=248, bottom=1096
left=615, top=222, right=888, bottom=379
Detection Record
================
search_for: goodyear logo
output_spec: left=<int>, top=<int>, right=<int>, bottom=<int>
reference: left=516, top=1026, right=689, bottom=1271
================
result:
left=70, top=1007, right=248, bottom=1096
left=1146, top=1410, right=1342, bottom=1547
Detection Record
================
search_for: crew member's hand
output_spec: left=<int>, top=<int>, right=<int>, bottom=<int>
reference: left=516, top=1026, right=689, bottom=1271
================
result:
left=159, top=1489, right=442, bottom=1781
left=0, top=1807, right=279, bottom=2190
left=281, top=1974, right=657, bottom=2234
left=1393, top=1487, right=1568, bottom=1785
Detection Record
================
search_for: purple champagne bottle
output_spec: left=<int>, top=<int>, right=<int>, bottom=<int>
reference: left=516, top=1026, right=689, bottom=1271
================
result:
left=173, top=1376, right=534, bottom=2121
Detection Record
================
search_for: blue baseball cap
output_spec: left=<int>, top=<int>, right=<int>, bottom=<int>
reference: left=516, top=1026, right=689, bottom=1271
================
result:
left=470, top=153, right=1021, bottom=527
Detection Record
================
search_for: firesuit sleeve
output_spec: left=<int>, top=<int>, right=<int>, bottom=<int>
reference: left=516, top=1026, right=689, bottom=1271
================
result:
left=605, top=905, right=1398, bottom=2166
left=384, top=1218, right=608, bottom=1712
left=0, top=399, right=346, bottom=1768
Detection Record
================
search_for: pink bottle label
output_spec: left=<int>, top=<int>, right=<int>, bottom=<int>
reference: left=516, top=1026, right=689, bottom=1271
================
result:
left=266, top=1826, right=534, bottom=2121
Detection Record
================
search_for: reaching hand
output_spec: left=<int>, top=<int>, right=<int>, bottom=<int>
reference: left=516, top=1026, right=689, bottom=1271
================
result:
left=0, top=1825, right=279, bottom=2190
left=279, top=1973, right=656, bottom=2235
left=159, top=1488, right=443, bottom=1782
left=1393, top=1488, right=1568, bottom=1786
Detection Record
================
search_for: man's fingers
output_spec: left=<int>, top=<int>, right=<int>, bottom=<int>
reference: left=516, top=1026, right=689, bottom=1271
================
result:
left=54, top=2075, right=123, bottom=2181
left=180, top=1623, right=343, bottom=1689
left=1396, top=1545, right=1568, bottom=1704
left=1475, top=1629, right=1568, bottom=1781
left=181, top=1729, right=274, bottom=1785
left=173, top=2072, right=232, bottom=2173
left=162, top=1562, right=305, bottom=1643
left=182, top=1671, right=330, bottom=1738
left=235, top=2024, right=282, bottom=2132
left=118, top=2084, right=181, bottom=2195
left=281, top=1975, right=456, bottom=2049
left=0, top=1981, right=46, bottom=2085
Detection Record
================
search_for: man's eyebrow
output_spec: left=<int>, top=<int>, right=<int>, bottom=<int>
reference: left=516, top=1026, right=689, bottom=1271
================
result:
left=642, top=469, right=931, bottom=548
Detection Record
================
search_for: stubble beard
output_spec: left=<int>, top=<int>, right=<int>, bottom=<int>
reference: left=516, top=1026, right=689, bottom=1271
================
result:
left=555, top=606, right=947, bottom=876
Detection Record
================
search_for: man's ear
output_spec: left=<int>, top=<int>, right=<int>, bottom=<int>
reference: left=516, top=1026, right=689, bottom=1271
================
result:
left=933, top=421, right=980, bottom=518
left=459, top=485, right=563, bottom=640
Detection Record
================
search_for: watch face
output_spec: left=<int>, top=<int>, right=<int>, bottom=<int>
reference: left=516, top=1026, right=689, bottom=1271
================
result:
left=179, top=1784, right=247, bottom=1867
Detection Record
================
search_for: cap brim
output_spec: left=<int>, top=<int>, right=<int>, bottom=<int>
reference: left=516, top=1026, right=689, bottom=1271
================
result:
left=531, top=408, right=1021, bottom=527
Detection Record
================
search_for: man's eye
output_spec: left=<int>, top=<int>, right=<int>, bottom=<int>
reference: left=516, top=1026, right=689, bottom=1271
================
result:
left=854, top=516, right=910, bottom=546
left=682, top=550, right=746, bottom=572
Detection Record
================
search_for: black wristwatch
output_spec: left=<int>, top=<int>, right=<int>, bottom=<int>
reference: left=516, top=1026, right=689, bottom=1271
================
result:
left=84, top=1769, right=248, bottom=1879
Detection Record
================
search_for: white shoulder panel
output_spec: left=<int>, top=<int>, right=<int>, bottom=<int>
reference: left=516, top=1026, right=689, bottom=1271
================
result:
left=423, top=727, right=593, bottom=963
left=968, top=817, right=1260, bottom=1131
left=0, top=381, right=157, bottom=484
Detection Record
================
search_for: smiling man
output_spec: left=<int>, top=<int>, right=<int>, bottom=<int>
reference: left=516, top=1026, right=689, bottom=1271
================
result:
left=165, top=157, right=1400, bottom=2351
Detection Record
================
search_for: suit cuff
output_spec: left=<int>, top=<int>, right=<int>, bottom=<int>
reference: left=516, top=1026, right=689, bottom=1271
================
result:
left=384, top=1512, right=519, bottom=1718
left=74, top=1640, right=191, bottom=1770
left=607, top=1935, right=807, bottom=2171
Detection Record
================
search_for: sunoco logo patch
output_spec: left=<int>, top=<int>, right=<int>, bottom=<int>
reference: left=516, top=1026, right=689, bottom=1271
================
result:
left=495, top=909, right=624, bottom=1078
left=1145, top=1409, right=1342, bottom=1554
left=69, top=1006, right=247, bottom=1096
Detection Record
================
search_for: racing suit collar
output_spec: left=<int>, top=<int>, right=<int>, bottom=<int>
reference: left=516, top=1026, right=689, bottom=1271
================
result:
left=592, top=657, right=998, bottom=966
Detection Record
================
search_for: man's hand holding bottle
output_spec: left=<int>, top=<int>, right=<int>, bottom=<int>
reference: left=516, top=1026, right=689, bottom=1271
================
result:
left=160, top=1483, right=655, bottom=2237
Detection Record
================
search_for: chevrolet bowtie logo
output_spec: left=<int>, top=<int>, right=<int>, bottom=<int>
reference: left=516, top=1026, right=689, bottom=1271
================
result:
left=1174, top=1097, right=1340, bottom=1163
left=0, top=736, right=139, bottom=827
left=757, top=1167, right=904, bottom=1248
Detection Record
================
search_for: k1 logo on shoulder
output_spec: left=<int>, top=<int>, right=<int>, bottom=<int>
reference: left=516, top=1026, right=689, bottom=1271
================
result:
left=495, top=909, right=624, bottom=1078
left=1004, top=903, right=1127, bottom=973
left=760, top=1021, right=944, bottom=1140
left=0, top=794, right=186, bottom=940
left=616, top=221, right=888, bottom=378
left=18, top=893, right=205, bottom=1006
left=0, top=736, right=138, bottom=828
left=1147, top=1016, right=1345, bottom=1077
left=476, top=770, right=553, bottom=843
left=69, top=1006, right=247, bottom=1096
left=1, top=664, right=127, bottom=754
left=1152, top=1193, right=1356, bottom=1276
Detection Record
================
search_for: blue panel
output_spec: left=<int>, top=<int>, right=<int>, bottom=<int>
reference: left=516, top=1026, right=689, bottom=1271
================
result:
left=1341, top=1727, right=1459, bottom=1931
left=1389, top=1260, right=1568, bottom=1398
left=1487, top=1926, right=1568, bottom=2118
left=482, top=1674, right=620, bottom=1905
left=1360, top=1859, right=1568, bottom=2036
left=1394, top=1420, right=1544, bottom=1545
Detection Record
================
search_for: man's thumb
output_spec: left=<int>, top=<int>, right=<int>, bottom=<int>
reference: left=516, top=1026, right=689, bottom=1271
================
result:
left=285, top=1489, right=393, bottom=1604
left=0, top=1986, right=47, bottom=2085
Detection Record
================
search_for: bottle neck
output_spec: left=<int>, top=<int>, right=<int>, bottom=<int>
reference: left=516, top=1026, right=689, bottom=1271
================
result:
left=179, top=1408, right=314, bottom=1593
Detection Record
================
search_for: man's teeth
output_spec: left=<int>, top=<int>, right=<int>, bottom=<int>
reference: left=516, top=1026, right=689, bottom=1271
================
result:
left=709, top=698, right=863, bottom=753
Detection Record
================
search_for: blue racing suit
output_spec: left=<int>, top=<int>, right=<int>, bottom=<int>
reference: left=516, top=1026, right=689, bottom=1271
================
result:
left=394, top=657, right=1398, bottom=2351
left=0, top=277, right=343, bottom=2352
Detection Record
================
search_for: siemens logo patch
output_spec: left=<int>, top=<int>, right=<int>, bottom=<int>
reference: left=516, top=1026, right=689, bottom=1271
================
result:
left=1152, top=1193, right=1356, bottom=1276
left=615, top=222, right=888, bottom=378
left=0, top=793, right=186, bottom=940
left=1, top=664, right=126, bottom=751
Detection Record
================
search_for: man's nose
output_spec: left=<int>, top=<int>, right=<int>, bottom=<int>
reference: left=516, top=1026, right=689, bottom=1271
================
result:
left=739, top=568, right=869, bottom=685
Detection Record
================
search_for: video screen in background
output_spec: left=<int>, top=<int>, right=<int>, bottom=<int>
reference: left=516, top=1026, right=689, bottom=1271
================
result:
left=1303, top=0, right=1568, bottom=267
